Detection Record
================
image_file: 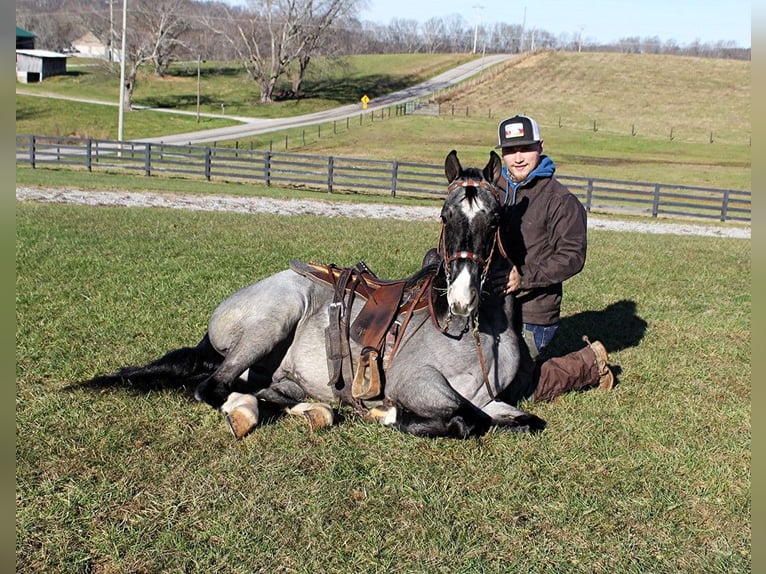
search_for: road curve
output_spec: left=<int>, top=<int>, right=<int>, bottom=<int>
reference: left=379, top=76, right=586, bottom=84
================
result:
left=137, top=54, right=516, bottom=145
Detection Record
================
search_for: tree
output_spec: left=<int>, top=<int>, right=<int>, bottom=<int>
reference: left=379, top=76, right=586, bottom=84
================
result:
left=115, top=0, right=193, bottom=109
left=205, top=0, right=363, bottom=104
left=421, top=17, right=446, bottom=54
left=287, top=0, right=358, bottom=96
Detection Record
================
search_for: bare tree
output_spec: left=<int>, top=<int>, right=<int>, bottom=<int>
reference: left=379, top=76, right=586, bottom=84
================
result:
left=441, top=14, right=471, bottom=53
left=202, top=0, right=363, bottom=103
left=421, top=17, right=446, bottom=54
left=383, top=18, right=422, bottom=53
left=116, top=0, right=193, bottom=109
left=287, top=0, right=359, bottom=96
left=16, top=0, right=83, bottom=51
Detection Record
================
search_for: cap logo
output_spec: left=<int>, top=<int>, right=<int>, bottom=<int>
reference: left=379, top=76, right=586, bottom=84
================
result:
left=504, top=122, right=526, bottom=139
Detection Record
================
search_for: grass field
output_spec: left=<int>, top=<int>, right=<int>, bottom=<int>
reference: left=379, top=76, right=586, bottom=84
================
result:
left=16, top=202, right=750, bottom=573
left=16, top=50, right=751, bottom=571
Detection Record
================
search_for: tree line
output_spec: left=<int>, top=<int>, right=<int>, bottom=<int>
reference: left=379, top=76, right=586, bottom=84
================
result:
left=16, top=0, right=751, bottom=111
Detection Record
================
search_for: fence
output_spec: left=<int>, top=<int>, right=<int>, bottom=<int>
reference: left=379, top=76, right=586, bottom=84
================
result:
left=16, top=134, right=751, bottom=223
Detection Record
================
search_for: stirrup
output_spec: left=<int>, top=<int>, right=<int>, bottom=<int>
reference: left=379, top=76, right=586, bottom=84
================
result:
left=352, top=347, right=383, bottom=399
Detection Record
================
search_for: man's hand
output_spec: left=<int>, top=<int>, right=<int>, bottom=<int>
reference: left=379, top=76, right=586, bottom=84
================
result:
left=506, top=266, right=521, bottom=293
left=491, top=265, right=521, bottom=295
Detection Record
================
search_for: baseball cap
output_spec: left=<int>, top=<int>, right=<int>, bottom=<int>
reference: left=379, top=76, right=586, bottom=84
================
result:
left=495, top=115, right=542, bottom=149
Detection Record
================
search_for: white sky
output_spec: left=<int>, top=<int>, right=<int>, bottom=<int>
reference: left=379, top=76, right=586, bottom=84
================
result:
left=359, top=0, right=752, bottom=47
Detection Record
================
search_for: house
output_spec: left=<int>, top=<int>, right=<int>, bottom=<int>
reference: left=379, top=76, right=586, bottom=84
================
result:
left=16, top=26, right=36, bottom=50
left=72, top=31, right=109, bottom=59
left=16, top=49, right=68, bottom=82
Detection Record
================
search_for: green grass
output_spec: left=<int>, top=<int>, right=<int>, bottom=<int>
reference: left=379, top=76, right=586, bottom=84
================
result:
left=19, top=54, right=476, bottom=122
left=17, top=52, right=751, bottom=191
left=16, top=202, right=750, bottom=573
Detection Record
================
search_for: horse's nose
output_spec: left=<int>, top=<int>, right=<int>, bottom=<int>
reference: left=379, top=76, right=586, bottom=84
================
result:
left=449, top=294, right=477, bottom=317
left=447, top=268, right=479, bottom=316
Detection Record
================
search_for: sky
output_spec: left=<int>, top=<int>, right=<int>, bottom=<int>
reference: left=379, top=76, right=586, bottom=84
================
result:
left=358, top=0, right=752, bottom=47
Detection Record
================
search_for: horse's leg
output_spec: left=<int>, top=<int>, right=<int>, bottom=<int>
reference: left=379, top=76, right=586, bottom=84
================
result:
left=373, top=369, right=496, bottom=438
left=194, top=347, right=268, bottom=408
left=480, top=400, right=547, bottom=433
left=256, top=378, right=334, bottom=432
left=195, top=272, right=314, bottom=408
left=370, top=400, right=492, bottom=439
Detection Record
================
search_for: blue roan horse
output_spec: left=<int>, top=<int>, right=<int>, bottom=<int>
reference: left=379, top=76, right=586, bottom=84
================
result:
left=80, top=150, right=545, bottom=439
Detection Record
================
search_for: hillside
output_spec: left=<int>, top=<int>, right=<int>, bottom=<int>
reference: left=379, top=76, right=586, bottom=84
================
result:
left=275, top=51, right=751, bottom=189
left=437, top=51, right=750, bottom=146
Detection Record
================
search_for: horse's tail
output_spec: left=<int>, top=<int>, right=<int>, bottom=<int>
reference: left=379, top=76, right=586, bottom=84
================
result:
left=70, top=333, right=223, bottom=397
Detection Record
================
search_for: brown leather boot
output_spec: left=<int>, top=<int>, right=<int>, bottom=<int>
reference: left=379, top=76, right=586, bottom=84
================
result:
left=583, top=336, right=614, bottom=390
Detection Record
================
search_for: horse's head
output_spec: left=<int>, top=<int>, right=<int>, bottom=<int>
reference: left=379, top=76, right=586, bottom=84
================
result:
left=439, top=149, right=505, bottom=318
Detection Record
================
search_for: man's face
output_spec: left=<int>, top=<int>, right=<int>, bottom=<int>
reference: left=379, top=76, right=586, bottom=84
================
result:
left=501, top=141, right=543, bottom=183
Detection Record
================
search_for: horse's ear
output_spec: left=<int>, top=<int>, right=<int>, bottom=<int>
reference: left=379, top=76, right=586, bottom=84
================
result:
left=445, top=150, right=461, bottom=182
left=484, top=150, right=503, bottom=185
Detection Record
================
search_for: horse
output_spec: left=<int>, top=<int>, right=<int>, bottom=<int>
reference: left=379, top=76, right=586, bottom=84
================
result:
left=78, top=150, right=545, bottom=439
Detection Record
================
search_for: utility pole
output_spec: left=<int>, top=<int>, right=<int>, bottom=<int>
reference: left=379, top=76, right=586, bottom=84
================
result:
left=109, top=0, right=114, bottom=62
left=520, top=6, right=526, bottom=52
left=472, top=4, right=484, bottom=54
left=197, top=54, right=202, bottom=123
left=117, top=0, right=127, bottom=142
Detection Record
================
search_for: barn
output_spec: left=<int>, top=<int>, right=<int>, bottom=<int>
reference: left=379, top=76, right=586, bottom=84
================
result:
left=71, top=31, right=109, bottom=59
left=16, top=26, right=36, bottom=50
left=16, top=49, right=68, bottom=83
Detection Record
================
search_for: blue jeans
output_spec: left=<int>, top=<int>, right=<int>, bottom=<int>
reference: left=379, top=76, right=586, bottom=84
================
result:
left=521, top=322, right=560, bottom=361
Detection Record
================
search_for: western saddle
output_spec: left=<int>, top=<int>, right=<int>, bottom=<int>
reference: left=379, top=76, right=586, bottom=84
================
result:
left=289, top=259, right=438, bottom=405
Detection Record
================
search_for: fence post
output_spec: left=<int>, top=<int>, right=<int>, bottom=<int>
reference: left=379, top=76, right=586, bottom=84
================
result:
left=204, top=147, right=212, bottom=181
left=720, top=189, right=730, bottom=222
left=264, top=151, right=272, bottom=187
left=29, top=135, right=35, bottom=169
left=651, top=184, right=661, bottom=218
left=390, top=160, right=399, bottom=198
left=144, top=143, right=152, bottom=176
left=85, top=139, right=92, bottom=172
left=585, top=179, right=594, bottom=212
left=327, top=156, right=334, bottom=193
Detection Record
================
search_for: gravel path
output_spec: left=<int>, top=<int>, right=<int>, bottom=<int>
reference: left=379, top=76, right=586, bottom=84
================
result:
left=16, top=186, right=751, bottom=239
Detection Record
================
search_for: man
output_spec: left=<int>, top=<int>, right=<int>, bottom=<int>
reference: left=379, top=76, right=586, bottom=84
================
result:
left=491, top=114, right=614, bottom=403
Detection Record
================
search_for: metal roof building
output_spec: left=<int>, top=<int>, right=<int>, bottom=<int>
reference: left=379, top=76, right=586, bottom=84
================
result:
left=16, top=49, right=68, bottom=82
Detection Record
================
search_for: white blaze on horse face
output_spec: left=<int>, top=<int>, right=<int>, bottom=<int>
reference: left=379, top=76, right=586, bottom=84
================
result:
left=447, top=264, right=478, bottom=316
left=460, top=194, right=488, bottom=223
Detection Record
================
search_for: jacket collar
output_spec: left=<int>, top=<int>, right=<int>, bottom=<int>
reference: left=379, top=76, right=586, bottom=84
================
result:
left=502, top=155, right=556, bottom=205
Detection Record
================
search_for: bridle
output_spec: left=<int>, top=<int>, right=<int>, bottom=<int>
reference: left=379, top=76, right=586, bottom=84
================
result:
left=439, top=177, right=506, bottom=291
left=436, top=176, right=509, bottom=399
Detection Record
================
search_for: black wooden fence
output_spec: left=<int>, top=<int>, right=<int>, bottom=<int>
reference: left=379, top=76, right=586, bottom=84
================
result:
left=16, top=134, right=751, bottom=223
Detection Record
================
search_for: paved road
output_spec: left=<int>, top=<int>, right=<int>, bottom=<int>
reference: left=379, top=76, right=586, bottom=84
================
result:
left=141, top=53, right=514, bottom=145
left=18, top=54, right=514, bottom=145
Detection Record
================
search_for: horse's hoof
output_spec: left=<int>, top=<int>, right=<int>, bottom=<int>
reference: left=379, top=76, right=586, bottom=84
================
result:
left=221, top=393, right=259, bottom=439
left=287, top=402, right=334, bottom=431
left=369, top=405, right=397, bottom=426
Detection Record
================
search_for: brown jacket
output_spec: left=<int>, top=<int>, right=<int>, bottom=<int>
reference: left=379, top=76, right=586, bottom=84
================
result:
left=500, top=171, right=587, bottom=325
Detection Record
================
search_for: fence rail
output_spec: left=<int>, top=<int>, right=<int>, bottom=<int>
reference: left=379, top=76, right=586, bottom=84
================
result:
left=16, top=134, right=751, bottom=223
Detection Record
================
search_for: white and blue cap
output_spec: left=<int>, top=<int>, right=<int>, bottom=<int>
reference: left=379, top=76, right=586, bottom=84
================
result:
left=495, top=115, right=542, bottom=149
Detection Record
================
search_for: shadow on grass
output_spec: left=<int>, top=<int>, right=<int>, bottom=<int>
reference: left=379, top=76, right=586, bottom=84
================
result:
left=292, top=73, right=423, bottom=103
left=539, top=298, right=647, bottom=380
left=557, top=299, right=646, bottom=352
left=136, top=68, right=424, bottom=108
